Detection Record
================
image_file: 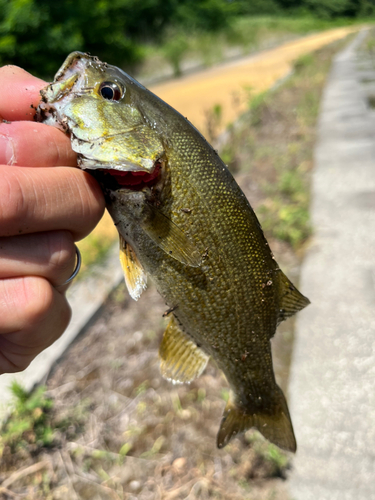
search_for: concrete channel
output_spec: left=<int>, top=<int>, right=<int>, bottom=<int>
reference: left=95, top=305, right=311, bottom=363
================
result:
left=288, top=30, right=375, bottom=500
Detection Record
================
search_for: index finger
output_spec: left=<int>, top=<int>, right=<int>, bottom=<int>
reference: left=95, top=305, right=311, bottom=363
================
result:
left=0, top=66, right=46, bottom=122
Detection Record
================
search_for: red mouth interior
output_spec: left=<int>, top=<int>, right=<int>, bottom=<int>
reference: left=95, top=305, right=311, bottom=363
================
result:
left=105, top=163, right=161, bottom=190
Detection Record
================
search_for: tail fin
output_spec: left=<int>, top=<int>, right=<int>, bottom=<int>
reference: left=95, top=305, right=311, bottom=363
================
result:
left=217, top=387, right=296, bottom=452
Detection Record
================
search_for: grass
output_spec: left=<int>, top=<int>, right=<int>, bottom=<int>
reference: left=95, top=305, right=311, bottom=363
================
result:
left=0, top=382, right=91, bottom=465
left=0, top=382, right=54, bottom=456
left=216, top=39, right=348, bottom=249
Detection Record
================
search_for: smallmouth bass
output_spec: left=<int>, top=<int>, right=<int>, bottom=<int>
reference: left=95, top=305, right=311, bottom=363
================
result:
left=37, top=52, right=310, bottom=452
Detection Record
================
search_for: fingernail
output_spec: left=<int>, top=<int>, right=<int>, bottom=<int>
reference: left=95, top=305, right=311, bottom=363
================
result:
left=0, top=133, right=16, bottom=165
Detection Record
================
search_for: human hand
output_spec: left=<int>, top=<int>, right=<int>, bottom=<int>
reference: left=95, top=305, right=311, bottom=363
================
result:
left=0, top=66, right=105, bottom=374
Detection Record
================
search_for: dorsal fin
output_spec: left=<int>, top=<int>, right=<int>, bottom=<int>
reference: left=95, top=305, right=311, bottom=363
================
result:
left=119, top=235, right=147, bottom=301
left=159, top=315, right=209, bottom=384
left=276, top=270, right=310, bottom=324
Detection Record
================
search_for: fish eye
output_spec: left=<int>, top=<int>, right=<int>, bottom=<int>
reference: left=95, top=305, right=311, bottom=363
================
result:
left=99, top=81, right=123, bottom=101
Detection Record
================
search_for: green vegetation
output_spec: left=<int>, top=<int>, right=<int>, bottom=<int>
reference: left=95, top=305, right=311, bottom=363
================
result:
left=0, top=0, right=371, bottom=79
left=0, top=381, right=90, bottom=462
left=0, top=382, right=54, bottom=456
left=219, top=39, right=346, bottom=249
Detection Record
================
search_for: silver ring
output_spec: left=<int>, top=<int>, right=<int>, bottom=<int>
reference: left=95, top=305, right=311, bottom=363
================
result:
left=56, top=244, right=82, bottom=288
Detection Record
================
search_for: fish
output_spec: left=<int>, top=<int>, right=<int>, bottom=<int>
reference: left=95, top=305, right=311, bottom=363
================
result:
left=37, top=51, right=310, bottom=452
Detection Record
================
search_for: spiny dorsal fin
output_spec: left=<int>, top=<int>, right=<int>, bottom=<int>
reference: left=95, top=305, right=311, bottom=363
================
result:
left=277, top=270, right=310, bottom=324
left=119, top=235, right=147, bottom=301
left=217, top=386, right=296, bottom=452
left=142, top=204, right=202, bottom=268
left=159, top=315, right=209, bottom=384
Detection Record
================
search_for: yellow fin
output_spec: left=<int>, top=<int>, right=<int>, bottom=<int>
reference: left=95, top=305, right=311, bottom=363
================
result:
left=119, top=235, right=147, bottom=301
left=142, top=204, right=201, bottom=268
left=277, top=270, right=310, bottom=324
left=159, top=316, right=209, bottom=384
left=217, top=386, right=296, bottom=452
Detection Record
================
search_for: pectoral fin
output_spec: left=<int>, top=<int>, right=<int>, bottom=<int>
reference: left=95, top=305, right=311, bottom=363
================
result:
left=277, top=270, right=310, bottom=324
left=142, top=204, right=201, bottom=268
left=159, top=316, right=209, bottom=384
left=119, top=235, right=147, bottom=301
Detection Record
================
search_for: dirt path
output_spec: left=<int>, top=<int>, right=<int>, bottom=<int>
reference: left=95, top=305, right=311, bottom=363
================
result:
left=150, top=26, right=359, bottom=137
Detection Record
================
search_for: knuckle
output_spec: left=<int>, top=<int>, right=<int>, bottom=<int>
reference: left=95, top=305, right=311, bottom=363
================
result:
left=77, top=171, right=105, bottom=231
left=16, top=278, right=71, bottom=341
left=0, top=169, right=29, bottom=236
left=47, top=231, right=76, bottom=275
left=0, top=278, right=72, bottom=374
left=21, top=278, right=55, bottom=326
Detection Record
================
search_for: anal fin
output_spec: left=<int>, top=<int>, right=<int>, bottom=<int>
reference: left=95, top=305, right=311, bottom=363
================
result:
left=277, top=270, right=310, bottom=324
left=119, top=235, right=147, bottom=301
left=159, top=316, right=209, bottom=384
left=217, top=386, right=296, bottom=452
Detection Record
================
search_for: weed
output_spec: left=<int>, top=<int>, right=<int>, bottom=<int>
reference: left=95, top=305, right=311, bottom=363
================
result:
left=140, top=435, right=165, bottom=458
left=197, top=388, right=206, bottom=403
left=293, top=52, right=314, bottom=71
left=0, top=382, right=54, bottom=456
left=264, top=444, right=289, bottom=471
left=134, top=380, right=149, bottom=396
left=220, top=143, right=237, bottom=171
left=204, top=102, right=223, bottom=142
left=119, top=442, right=132, bottom=457
left=172, top=392, right=182, bottom=413
left=259, top=197, right=311, bottom=248
left=248, top=91, right=269, bottom=126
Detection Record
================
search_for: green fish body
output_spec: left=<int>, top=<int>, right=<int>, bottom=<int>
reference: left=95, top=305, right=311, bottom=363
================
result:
left=37, top=52, right=310, bottom=452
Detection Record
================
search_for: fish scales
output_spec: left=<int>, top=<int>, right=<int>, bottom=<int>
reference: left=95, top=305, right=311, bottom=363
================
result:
left=37, top=51, right=310, bottom=452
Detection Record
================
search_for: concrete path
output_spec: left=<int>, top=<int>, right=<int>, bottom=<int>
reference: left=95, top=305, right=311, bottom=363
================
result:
left=288, top=30, right=375, bottom=500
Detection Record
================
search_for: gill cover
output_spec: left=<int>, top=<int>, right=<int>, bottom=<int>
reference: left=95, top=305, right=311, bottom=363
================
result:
left=38, top=52, right=165, bottom=172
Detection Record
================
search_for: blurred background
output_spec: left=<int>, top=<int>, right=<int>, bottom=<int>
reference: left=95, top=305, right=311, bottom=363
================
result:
left=0, top=1, right=374, bottom=499
left=0, top=0, right=372, bottom=80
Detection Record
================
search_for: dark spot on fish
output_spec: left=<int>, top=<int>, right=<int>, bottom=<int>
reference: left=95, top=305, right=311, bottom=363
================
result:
left=169, top=251, right=173, bottom=254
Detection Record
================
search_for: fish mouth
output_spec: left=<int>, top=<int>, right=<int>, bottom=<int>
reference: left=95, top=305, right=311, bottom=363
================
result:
left=87, top=160, right=162, bottom=192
